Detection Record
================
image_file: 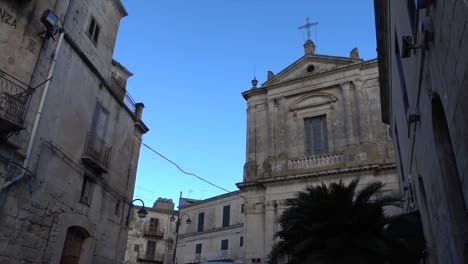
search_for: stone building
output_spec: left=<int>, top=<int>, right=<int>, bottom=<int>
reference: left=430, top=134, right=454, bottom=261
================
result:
left=0, top=0, right=148, bottom=263
left=374, top=1, right=468, bottom=263
left=126, top=198, right=177, bottom=264
left=175, top=39, right=400, bottom=264
left=177, top=192, right=245, bottom=264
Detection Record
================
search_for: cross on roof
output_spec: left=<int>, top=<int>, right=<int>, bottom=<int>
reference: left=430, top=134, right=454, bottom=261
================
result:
left=298, top=17, right=319, bottom=40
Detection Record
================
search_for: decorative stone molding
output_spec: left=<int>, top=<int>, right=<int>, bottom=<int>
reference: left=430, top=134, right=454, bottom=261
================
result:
left=289, top=92, right=338, bottom=111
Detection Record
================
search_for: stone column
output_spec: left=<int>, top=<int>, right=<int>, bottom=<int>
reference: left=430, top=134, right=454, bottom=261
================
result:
left=341, top=81, right=357, bottom=145
left=354, top=79, right=374, bottom=143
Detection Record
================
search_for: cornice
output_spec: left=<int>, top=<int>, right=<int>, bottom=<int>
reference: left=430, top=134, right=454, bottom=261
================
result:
left=179, top=223, right=244, bottom=239
left=236, top=163, right=397, bottom=189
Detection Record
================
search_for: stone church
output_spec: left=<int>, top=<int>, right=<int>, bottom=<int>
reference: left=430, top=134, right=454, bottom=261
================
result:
left=172, top=39, right=400, bottom=264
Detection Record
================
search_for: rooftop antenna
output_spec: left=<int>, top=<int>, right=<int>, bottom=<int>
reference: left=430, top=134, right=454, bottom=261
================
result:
left=298, top=17, right=319, bottom=47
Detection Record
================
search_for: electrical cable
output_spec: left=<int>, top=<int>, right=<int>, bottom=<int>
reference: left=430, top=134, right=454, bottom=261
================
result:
left=141, top=142, right=231, bottom=193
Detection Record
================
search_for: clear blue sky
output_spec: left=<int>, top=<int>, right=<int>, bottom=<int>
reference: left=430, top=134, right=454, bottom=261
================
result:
left=113, top=0, right=377, bottom=207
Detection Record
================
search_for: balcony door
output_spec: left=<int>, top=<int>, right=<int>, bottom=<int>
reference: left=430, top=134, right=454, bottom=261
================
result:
left=90, top=103, right=109, bottom=157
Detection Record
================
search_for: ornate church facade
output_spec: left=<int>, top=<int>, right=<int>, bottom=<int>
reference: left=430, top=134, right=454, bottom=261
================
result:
left=174, top=40, right=400, bottom=264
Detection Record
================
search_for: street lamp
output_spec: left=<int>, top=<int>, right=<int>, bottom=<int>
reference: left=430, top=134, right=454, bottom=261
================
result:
left=170, top=212, right=192, bottom=264
left=126, top=198, right=148, bottom=226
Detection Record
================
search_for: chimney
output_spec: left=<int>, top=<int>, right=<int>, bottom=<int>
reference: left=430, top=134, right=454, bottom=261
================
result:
left=135, top=102, right=144, bottom=121
left=304, top=40, right=316, bottom=55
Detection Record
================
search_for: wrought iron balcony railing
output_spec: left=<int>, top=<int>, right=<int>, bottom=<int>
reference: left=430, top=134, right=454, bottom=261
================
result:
left=110, top=73, right=136, bottom=114
left=81, top=132, right=111, bottom=173
left=143, top=227, right=164, bottom=238
left=0, top=69, right=33, bottom=134
left=184, top=250, right=237, bottom=263
left=138, top=253, right=165, bottom=263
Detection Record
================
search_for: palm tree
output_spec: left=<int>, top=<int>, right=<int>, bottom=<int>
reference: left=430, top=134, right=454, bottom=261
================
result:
left=268, top=179, right=401, bottom=264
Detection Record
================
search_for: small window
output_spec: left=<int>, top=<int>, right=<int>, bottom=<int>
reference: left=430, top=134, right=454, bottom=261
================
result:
left=87, top=17, right=100, bottom=44
left=149, top=218, right=159, bottom=231
left=306, top=64, right=315, bottom=72
left=240, top=236, right=244, bottom=247
left=222, top=205, right=230, bottom=227
left=221, top=239, right=229, bottom=251
left=134, top=244, right=139, bottom=252
left=197, top=212, right=205, bottom=232
left=241, top=204, right=246, bottom=214
left=394, top=32, right=409, bottom=114
left=195, top=243, right=202, bottom=255
left=115, top=200, right=120, bottom=216
left=304, top=115, right=328, bottom=156
left=80, top=176, right=94, bottom=205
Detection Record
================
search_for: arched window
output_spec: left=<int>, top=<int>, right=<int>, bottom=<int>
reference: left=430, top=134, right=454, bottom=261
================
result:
left=60, top=226, right=90, bottom=264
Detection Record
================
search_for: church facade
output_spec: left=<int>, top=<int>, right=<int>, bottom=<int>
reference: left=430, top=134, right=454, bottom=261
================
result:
left=175, top=40, right=400, bottom=264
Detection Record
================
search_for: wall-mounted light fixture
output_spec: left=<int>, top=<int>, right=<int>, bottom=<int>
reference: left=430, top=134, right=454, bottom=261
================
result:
left=401, top=36, right=423, bottom=58
left=40, top=9, right=60, bottom=40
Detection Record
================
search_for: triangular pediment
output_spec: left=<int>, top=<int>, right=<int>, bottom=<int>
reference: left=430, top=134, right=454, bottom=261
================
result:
left=262, top=54, right=362, bottom=86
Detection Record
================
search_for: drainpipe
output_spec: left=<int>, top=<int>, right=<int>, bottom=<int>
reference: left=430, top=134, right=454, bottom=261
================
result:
left=1, top=0, right=74, bottom=191
left=2, top=31, right=65, bottom=190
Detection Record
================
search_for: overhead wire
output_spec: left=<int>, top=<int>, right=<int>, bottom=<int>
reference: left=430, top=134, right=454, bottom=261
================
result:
left=141, top=142, right=231, bottom=193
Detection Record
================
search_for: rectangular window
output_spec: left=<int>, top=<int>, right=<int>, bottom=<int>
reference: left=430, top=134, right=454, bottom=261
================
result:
left=241, top=204, right=245, bottom=214
left=149, top=218, right=159, bottom=231
left=240, top=236, right=244, bottom=247
left=134, top=244, right=139, bottom=252
left=222, top=205, right=230, bottom=227
left=195, top=243, right=202, bottom=254
left=80, top=176, right=94, bottom=205
left=197, top=212, right=205, bottom=232
left=304, top=115, right=328, bottom=156
left=394, top=32, right=409, bottom=114
left=221, top=239, right=229, bottom=250
left=87, top=17, right=100, bottom=44
left=146, top=240, right=156, bottom=259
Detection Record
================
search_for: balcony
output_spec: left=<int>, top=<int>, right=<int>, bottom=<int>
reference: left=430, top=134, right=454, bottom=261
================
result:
left=288, top=153, right=345, bottom=171
left=81, top=132, right=111, bottom=173
left=110, top=73, right=136, bottom=114
left=143, top=228, right=164, bottom=238
left=184, top=250, right=237, bottom=263
left=137, top=253, right=165, bottom=263
left=0, top=70, right=33, bottom=135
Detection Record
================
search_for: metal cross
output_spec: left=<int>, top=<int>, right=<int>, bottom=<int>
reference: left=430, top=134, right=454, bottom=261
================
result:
left=298, top=17, right=319, bottom=40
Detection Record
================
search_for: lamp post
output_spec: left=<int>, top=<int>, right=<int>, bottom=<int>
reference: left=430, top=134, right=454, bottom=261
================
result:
left=170, top=212, right=192, bottom=264
left=125, top=198, right=148, bottom=226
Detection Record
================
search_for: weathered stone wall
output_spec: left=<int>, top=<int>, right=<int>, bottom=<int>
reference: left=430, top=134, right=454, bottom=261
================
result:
left=381, top=1, right=468, bottom=263
left=177, top=192, right=245, bottom=263
left=0, top=0, right=146, bottom=263
left=126, top=206, right=177, bottom=264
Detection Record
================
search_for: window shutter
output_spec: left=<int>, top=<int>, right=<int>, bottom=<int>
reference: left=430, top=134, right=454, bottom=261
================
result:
left=195, top=244, right=202, bottom=254
left=311, top=119, right=323, bottom=155
left=304, top=116, right=328, bottom=156
left=304, top=119, right=312, bottom=156
left=221, top=239, right=229, bottom=250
